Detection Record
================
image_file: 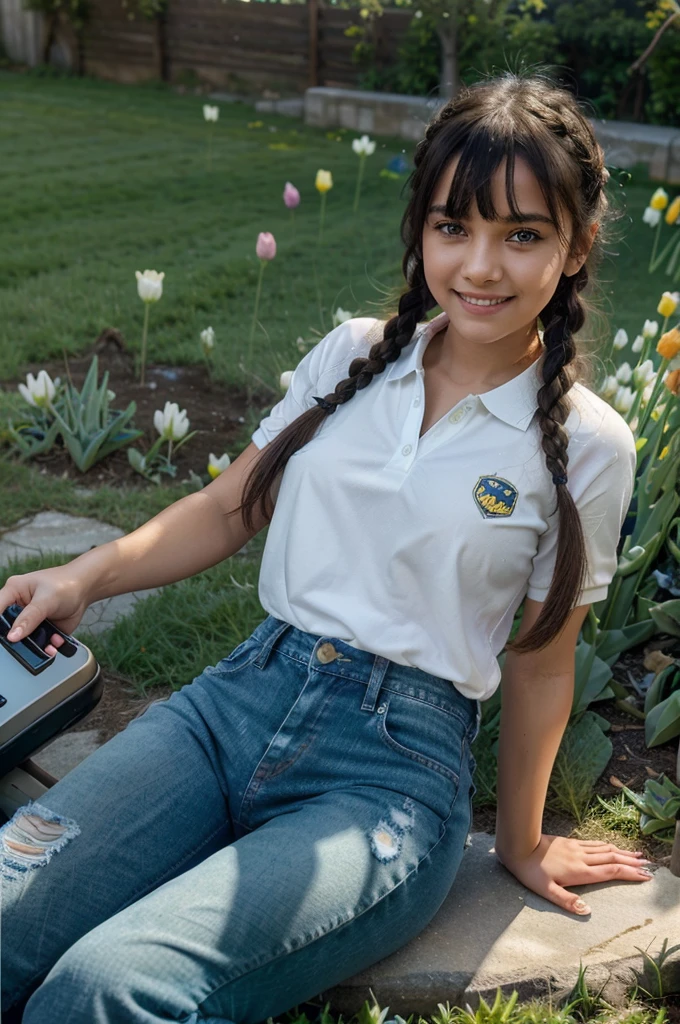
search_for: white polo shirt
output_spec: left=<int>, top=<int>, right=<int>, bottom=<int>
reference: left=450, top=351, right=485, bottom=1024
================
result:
left=251, top=313, right=637, bottom=701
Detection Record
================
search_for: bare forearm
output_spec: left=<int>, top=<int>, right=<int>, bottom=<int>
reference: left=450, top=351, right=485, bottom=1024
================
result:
left=495, top=670, right=574, bottom=861
left=69, top=490, right=245, bottom=603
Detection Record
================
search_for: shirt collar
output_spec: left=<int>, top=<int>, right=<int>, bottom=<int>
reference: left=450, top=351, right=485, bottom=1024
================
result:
left=384, top=310, right=545, bottom=432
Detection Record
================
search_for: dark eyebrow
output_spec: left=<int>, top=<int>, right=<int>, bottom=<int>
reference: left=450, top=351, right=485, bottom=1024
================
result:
left=427, top=203, right=554, bottom=225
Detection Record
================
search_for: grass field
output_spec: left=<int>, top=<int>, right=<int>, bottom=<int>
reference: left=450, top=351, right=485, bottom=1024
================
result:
left=0, top=69, right=677, bottom=392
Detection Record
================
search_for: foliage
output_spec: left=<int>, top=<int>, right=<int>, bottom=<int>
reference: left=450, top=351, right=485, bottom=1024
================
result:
left=22, top=0, right=89, bottom=29
left=120, top=0, right=167, bottom=18
left=614, top=772, right=680, bottom=843
left=6, top=357, right=143, bottom=472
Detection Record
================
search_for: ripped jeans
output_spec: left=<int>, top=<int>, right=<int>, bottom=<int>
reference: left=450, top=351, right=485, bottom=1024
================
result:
left=0, top=614, right=481, bottom=1024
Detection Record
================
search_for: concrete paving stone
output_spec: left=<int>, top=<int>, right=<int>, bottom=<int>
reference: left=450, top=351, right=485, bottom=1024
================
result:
left=0, top=510, right=125, bottom=565
left=31, top=729, right=103, bottom=780
left=325, top=832, right=680, bottom=1016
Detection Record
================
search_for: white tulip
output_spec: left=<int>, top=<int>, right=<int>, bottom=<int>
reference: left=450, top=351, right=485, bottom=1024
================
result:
left=642, top=206, right=661, bottom=227
left=631, top=334, right=644, bottom=353
left=208, top=452, right=231, bottom=479
left=135, top=269, right=164, bottom=303
left=614, top=385, right=634, bottom=414
left=106, top=390, right=116, bottom=402
left=615, top=361, right=632, bottom=384
left=203, top=105, right=219, bottom=122
left=641, top=380, right=654, bottom=406
left=600, top=375, right=619, bottom=399
left=352, top=134, right=376, bottom=156
left=332, top=307, right=354, bottom=326
left=633, top=359, right=655, bottom=389
left=642, top=319, right=659, bottom=339
left=296, top=336, right=307, bottom=352
left=18, top=369, right=59, bottom=409
left=280, top=370, right=294, bottom=391
left=200, top=326, right=215, bottom=352
left=153, top=401, right=189, bottom=441
left=612, top=328, right=628, bottom=350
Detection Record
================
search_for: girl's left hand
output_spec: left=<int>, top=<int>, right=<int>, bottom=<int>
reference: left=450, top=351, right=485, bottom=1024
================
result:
left=496, top=834, right=655, bottom=916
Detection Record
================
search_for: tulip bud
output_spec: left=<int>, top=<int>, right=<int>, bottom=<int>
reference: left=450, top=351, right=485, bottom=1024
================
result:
left=207, top=452, right=231, bottom=479
left=614, top=385, right=634, bottom=414
left=315, top=169, right=333, bottom=193
left=657, top=327, right=680, bottom=360
left=612, top=328, right=628, bottom=350
left=135, top=269, right=164, bottom=303
left=657, top=291, right=679, bottom=318
left=665, top=196, right=680, bottom=226
left=664, top=369, right=680, bottom=396
left=650, top=188, right=669, bottom=211
left=280, top=370, right=294, bottom=391
left=283, top=182, right=300, bottom=208
left=256, top=232, right=277, bottom=261
left=600, top=375, right=618, bottom=399
left=642, top=319, right=659, bottom=339
left=642, top=206, right=661, bottom=228
left=615, top=362, right=632, bottom=384
left=332, top=307, right=353, bottom=326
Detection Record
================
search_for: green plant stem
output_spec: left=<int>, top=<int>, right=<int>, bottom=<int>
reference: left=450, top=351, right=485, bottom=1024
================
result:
left=353, top=156, right=365, bottom=214
left=636, top=355, right=671, bottom=438
left=168, top=438, right=173, bottom=464
left=318, top=191, right=327, bottom=244
left=648, top=215, right=663, bottom=272
left=207, top=124, right=213, bottom=171
left=139, top=302, right=150, bottom=386
left=247, top=259, right=266, bottom=406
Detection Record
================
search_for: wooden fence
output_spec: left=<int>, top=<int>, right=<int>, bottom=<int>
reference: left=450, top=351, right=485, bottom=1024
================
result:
left=73, top=0, right=412, bottom=93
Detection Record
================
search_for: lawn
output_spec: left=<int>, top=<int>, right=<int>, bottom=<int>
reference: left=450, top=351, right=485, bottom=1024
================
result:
left=0, top=69, right=675, bottom=391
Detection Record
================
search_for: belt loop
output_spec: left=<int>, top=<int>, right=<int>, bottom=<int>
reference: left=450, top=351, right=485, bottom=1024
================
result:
left=360, top=654, right=391, bottom=712
left=252, top=619, right=293, bottom=670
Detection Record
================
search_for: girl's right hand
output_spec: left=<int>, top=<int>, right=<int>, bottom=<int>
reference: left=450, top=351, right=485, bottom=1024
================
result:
left=0, top=566, right=92, bottom=657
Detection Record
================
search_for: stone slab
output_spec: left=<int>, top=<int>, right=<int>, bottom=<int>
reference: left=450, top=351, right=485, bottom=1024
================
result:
left=325, top=832, right=680, bottom=1015
left=31, top=729, right=103, bottom=780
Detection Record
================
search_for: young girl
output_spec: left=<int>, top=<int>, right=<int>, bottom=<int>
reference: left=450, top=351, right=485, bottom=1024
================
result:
left=1, top=70, right=651, bottom=1024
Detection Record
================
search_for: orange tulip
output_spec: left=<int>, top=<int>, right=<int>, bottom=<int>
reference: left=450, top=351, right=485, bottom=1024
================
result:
left=656, top=327, right=680, bottom=360
left=664, top=368, right=680, bottom=396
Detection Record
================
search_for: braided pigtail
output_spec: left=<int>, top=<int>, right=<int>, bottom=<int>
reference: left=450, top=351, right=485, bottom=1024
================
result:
left=235, top=256, right=434, bottom=535
left=505, top=266, right=590, bottom=654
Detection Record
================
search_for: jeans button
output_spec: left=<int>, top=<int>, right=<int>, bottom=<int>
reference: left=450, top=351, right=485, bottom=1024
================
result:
left=317, top=642, right=339, bottom=663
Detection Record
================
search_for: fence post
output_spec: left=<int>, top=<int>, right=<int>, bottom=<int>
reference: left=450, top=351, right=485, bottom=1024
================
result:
left=308, top=0, right=319, bottom=88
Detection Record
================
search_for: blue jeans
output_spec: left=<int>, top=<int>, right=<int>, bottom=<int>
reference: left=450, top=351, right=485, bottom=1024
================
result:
left=1, top=614, right=481, bottom=1024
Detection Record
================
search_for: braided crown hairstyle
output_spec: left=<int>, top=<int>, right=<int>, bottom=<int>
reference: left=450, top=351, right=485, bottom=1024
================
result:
left=234, top=70, right=611, bottom=655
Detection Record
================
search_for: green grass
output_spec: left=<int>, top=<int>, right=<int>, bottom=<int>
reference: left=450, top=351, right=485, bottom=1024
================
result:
left=0, top=72, right=677, bottom=388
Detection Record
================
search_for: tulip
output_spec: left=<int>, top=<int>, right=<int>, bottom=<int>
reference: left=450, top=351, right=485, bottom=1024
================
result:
left=135, top=269, right=164, bottom=386
left=18, top=369, right=60, bottom=410
left=154, top=400, right=189, bottom=442
left=657, top=291, right=679, bottom=318
left=208, top=452, right=231, bottom=479
left=255, top=232, right=277, bottom=261
left=200, top=326, right=215, bottom=353
left=665, top=369, right=680, bottom=397
left=650, top=188, right=669, bottom=211
left=612, top=328, right=628, bottom=350
left=352, top=135, right=376, bottom=214
left=614, top=385, right=634, bottom=414
left=332, top=307, right=354, bottom=326
left=643, top=206, right=661, bottom=228
left=633, top=359, right=655, bottom=389
left=283, top=182, right=300, bottom=209
left=296, top=336, right=307, bottom=352
left=246, top=232, right=277, bottom=404
left=643, top=319, right=659, bottom=339
left=599, top=375, right=618, bottom=400
left=315, top=169, right=333, bottom=243
left=657, top=327, right=680, bottom=360
left=665, top=195, right=680, bottom=226
left=203, top=105, right=219, bottom=169
left=631, top=334, right=644, bottom=354
left=280, top=370, right=294, bottom=391
left=615, top=361, right=632, bottom=385
left=659, top=445, right=670, bottom=460
left=136, top=269, right=164, bottom=303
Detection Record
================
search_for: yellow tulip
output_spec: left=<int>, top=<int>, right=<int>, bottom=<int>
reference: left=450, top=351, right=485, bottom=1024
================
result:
left=664, top=368, right=680, bottom=396
left=315, top=169, right=333, bottom=193
left=659, top=445, right=669, bottom=459
left=657, top=291, right=679, bottom=318
left=665, top=195, right=680, bottom=225
left=650, top=187, right=669, bottom=211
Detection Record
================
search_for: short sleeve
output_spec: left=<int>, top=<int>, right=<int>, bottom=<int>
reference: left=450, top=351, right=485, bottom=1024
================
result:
left=525, top=418, right=637, bottom=606
left=251, top=317, right=381, bottom=449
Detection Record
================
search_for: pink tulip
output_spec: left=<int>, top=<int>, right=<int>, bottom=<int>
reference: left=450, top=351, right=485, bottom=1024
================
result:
left=283, top=181, right=300, bottom=209
left=256, top=232, right=277, bottom=261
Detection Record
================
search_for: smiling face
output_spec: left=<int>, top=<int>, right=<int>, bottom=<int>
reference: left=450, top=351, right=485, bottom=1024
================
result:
left=421, top=152, right=595, bottom=372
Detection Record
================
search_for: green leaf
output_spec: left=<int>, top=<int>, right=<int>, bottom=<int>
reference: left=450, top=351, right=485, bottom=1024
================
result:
left=649, top=599, right=680, bottom=637
left=645, top=690, right=680, bottom=747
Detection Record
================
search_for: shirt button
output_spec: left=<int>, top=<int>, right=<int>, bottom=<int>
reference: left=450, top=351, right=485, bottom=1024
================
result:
left=449, top=410, right=463, bottom=423
left=402, top=444, right=412, bottom=456
left=413, top=398, right=420, bottom=406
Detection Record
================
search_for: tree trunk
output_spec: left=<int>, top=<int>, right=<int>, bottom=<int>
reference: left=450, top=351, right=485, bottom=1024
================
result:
left=155, top=9, right=169, bottom=82
left=41, top=11, right=58, bottom=65
left=438, top=23, right=458, bottom=100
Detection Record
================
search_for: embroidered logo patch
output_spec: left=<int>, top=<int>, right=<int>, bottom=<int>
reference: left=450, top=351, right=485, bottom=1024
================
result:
left=473, top=475, right=518, bottom=518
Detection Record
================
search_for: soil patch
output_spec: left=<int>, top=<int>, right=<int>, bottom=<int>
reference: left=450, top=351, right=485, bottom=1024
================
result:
left=3, top=328, right=265, bottom=488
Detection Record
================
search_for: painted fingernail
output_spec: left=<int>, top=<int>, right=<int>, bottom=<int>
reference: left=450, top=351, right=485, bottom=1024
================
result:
left=574, top=899, right=590, bottom=913
left=639, top=868, right=653, bottom=877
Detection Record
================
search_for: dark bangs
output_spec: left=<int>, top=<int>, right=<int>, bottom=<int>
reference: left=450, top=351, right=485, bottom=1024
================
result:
left=405, top=114, right=583, bottom=256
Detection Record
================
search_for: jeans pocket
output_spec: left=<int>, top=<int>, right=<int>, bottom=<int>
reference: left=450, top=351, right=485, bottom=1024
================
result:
left=375, top=692, right=466, bottom=784
left=218, top=634, right=263, bottom=675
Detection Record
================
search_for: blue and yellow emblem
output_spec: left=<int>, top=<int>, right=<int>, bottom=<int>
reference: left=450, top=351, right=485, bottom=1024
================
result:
left=473, top=475, right=518, bottom=518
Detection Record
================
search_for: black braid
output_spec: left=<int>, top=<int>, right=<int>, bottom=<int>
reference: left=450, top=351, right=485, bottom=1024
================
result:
left=312, top=258, right=435, bottom=415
